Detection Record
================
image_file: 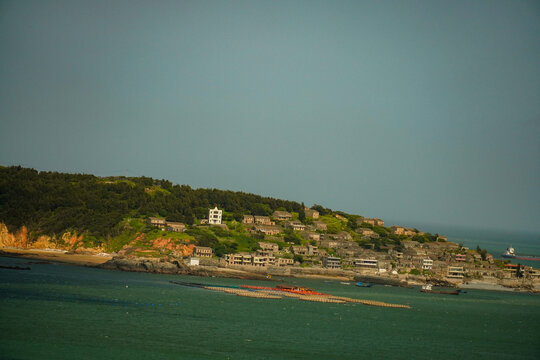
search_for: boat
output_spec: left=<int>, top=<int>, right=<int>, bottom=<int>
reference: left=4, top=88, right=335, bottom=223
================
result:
left=420, top=284, right=460, bottom=295
left=501, top=246, right=540, bottom=261
left=355, top=282, right=374, bottom=287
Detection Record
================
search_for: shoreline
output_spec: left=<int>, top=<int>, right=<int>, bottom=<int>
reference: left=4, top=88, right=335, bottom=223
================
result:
left=1, top=248, right=538, bottom=293
left=0, top=248, right=112, bottom=266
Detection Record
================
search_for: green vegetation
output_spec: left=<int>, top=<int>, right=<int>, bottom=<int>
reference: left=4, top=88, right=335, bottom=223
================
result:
left=319, top=215, right=342, bottom=234
left=0, top=165, right=442, bottom=257
left=0, top=166, right=303, bottom=246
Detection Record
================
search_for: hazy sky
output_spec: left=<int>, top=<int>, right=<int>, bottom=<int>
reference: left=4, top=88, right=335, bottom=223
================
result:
left=1, top=0, right=539, bottom=232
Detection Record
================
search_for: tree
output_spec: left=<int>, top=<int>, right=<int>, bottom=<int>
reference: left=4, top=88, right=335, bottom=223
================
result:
left=298, top=203, right=306, bottom=222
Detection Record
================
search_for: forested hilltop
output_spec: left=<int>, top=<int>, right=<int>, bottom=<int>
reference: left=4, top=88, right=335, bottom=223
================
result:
left=0, top=166, right=304, bottom=237
left=0, top=166, right=442, bottom=257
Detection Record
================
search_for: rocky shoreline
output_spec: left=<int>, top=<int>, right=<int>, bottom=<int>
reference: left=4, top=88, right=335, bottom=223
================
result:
left=98, top=256, right=540, bottom=292
left=2, top=249, right=539, bottom=292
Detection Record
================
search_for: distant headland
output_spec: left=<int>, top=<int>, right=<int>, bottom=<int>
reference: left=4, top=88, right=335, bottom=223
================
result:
left=1, top=165, right=538, bottom=292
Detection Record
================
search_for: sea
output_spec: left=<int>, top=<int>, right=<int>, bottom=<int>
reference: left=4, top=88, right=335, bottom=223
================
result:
left=1, top=256, right=539, bottom=359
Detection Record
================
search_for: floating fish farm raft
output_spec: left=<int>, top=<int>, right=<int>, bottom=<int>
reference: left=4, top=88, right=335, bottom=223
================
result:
left=170, top=281, right=411, bottom=309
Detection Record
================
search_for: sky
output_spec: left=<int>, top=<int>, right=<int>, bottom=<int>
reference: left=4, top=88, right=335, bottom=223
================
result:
left=1, top=0, right=539, bottom=233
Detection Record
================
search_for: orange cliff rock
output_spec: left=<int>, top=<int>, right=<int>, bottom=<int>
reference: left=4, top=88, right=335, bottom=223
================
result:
left=0, top=223, right=29, bottom=248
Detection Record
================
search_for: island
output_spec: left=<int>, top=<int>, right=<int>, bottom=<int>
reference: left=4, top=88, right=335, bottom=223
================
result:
left=1, top=165, right=538, bottom=292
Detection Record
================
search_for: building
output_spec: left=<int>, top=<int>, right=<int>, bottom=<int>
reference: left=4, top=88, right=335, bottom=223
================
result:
left=148, top=217, right=167, bottom=228
left=225, top=253, right=252, bottom=265
left=253, top=225, right=282, bottom=235
left=193, top=246, right=213, bottom=258
left=286, top=221, right=306, bottom=231
left=254, top=216, right=273, bottom=225
left=402, top=229, right=416, bottom=236
left=447, top=266, right=464, bottom=279
left=421, top=258, right=433, bottom=270
left=273, top=211, right=292, bottom=221
left=253, top=255, right=275, bottom=267
left=357, top=228, right=378, bottom=237
left=166, top=222, right=185, bottom=232
left=455, top=254, right=467, bottom=262
left=312, top=221, right=327, bottom=231
left=276, top=258, right=294, bottom=266
left=389, top=249, right=404, bottom=259
left=359, top=218, right=385, bottom=226
left=258, top=242, right=279, bottom=253
left=208, top=207, right=222, bottom=225
left=354, top=259, right=378, bottom=268
left=188, top=257, right=199, bottom=266
left=322, top=256, right=341, bottom=269
left=291, top=245, right=308, bottom=255
left=242, top=215, right=254, bottom=224
left=307, top=244, right=319, bottom=256
left=302, top=231, right=320, bottom=242
left=390, top=226, right=405, bottom=235
left=335, top=231, right=352, bottom=241
left=305, top=208, right=319, bottom=219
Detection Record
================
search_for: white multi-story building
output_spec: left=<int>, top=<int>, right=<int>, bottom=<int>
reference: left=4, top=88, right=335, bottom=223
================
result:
left=422, top=258, right=433, bottom=270
left=208, top=206, right=222, bottom=225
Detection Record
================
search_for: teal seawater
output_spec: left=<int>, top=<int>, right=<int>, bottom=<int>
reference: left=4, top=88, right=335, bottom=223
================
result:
left=1, top=256, right=539, bottom=360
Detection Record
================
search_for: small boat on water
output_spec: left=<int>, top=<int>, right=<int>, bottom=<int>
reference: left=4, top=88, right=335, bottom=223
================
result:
left=501, top=246, right=540, bottom=261
left=420, top=284, right=460, bottom=295
left=355, top=282, right=374, bottom=288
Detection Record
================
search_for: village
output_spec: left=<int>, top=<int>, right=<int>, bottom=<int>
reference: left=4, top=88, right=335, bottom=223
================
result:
left=146, top=206, right=540, bottom=286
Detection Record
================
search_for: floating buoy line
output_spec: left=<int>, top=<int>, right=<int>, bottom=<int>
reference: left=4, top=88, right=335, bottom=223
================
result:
left=170, top=281, right=410, bottom=309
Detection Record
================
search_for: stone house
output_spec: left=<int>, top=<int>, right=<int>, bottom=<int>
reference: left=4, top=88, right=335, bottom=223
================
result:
left=148, top=217, right=167, bottom=228
left=276, top=258, right=294, bottom=266
left=225, top=252, right=252, bottom=265
left=307, top=244, right=319, bottom=256
left=302, top=231, right=320, bottom=242
left=193, top=246, right=213, bottom=258
left=319, top=238, right=340, bottom=249
left=403, top=229, right=416, bottom=236
left=242, top=215, right=254, bottom=224
left=354, top=258, right=378, bottom=268
left=312, top=221, right=327, bottom=231
left=166, top=222, right=185, bottom=232
left=305, top=208, right=319, bottom=219
left=447, top=266, right=464, bottom=279
left=286, top=221, right=306, bottom=231
left=291, top=245, right=308, bottom=255
left=273, top=211, right=292, bottom=221
left=252, top=255, right=275, bottom=267
left=253, top=225, right=282, bottom=235
left=322, top=256, right=341, bottom=269
left=390, top=226, right=405, bottom=235
left=334, top=231, right=352, bottom=241
left=358, top=218, right=385, bottom=226
left=357, top=228, right=378, bottom=238
left=258, top=242, right=279, bottom=253
left=254, top=216, right=273, bottom=225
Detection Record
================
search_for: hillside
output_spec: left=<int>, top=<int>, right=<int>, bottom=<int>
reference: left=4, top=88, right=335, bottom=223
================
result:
left=0, top=165, right=440, bottom=257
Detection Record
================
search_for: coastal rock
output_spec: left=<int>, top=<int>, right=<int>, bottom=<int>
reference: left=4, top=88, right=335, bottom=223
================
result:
left=99, top=257, right=187, bottom=274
